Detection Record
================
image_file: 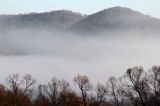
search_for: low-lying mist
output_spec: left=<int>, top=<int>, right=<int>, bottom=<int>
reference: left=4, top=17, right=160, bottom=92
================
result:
left=0, top=29, right=160, bottom=84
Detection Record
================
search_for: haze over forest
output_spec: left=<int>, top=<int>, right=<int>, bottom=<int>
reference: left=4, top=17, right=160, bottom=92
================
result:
left=0, top=7, right=160, bottom=84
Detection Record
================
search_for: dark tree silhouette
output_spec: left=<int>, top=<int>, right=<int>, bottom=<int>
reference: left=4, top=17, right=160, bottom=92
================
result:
left=73, top=74, right=92, bottom=106
left=5, top=73, right=36, bottom=106
left=107, top=77, right=125, bottom=106
left=44, top=77, right=61, bottom=106
left=1, top=66, right=160, bottom=106
left=124, top=66, right=150, bottom=106
left=33, top=85, right=50, bottom=106
left=95, top=83, right=108, bottom=105
left=148, top=66, right=160, bottom=106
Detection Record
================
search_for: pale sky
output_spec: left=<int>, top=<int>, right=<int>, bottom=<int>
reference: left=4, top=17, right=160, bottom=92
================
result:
left=0, top=0, right=160, bottom=18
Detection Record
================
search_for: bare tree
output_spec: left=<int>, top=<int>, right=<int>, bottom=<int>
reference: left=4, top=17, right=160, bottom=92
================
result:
left=44, top=77, right=61, bottom=106
left=124, top=66, right=150, bottom=106
left=59, top=79, right=70, bottom=104
left=6, top=73, right=20, bottom=95
left=148, top=65, right=160, bottom=106
left=95, top=83, right=107, bottom=105
left=73, top=74, right=92, bottom=106
left=60, top=79, right=70, bottom=94
left=34, top=85, right=50, bottom=106
left=21, top=74, right=37, bottom=97
left=107, top=77, right=125, bottom=106
left=6, top=73, right=36, bottom=96
left=6, top=73, right=35, bottom=106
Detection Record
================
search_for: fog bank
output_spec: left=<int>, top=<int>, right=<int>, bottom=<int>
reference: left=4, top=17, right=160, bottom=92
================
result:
left=0, top=29, right=160, bottom=84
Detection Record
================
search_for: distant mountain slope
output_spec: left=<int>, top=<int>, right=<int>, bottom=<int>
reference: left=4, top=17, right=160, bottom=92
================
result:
left=71, top=7, right=160, bottom=33
left=0, top=10, right=85, bottom=31
left=0, top=7, right=160, bottom=34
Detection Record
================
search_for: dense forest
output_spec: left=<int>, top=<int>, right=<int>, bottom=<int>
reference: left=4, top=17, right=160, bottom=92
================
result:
left=0, top=66, right=160, bottom=106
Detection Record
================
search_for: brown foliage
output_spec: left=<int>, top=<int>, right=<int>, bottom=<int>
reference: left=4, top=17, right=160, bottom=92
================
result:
left=1, top=66, right=160, bottom=106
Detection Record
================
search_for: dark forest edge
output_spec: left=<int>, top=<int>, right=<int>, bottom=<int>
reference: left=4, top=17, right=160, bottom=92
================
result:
left=0, top=66, right=160, bottom=106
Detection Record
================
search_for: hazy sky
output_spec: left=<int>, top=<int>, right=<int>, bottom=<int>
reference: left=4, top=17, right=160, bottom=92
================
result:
left=0, top=0, right=159, bottom=18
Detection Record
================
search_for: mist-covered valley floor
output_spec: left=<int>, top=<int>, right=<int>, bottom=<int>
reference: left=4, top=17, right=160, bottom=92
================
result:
left=0, top=29, right=160, bottom=84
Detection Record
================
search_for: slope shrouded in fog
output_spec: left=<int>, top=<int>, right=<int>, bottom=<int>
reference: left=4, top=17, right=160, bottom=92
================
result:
left=0, top=7, right=160, bottom=83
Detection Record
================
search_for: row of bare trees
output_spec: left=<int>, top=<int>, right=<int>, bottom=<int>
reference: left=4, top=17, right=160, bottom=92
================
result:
left=0, top=66, right=160, bottom=106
